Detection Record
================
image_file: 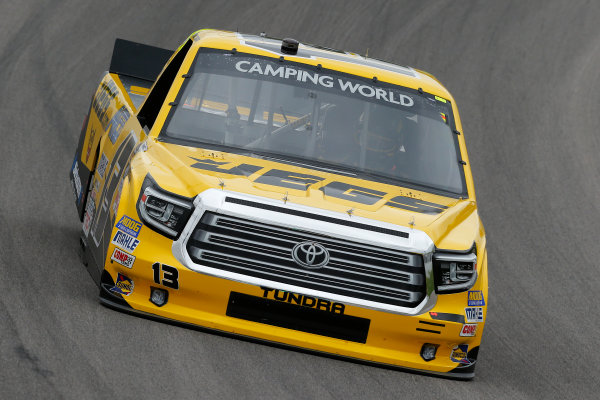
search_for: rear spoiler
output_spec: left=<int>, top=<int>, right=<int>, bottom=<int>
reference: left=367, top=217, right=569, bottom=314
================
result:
left=109, top=38, right=173, bottom=82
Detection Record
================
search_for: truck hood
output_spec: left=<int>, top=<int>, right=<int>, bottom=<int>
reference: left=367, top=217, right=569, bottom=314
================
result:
left=138, top=140, right=479, bottom=249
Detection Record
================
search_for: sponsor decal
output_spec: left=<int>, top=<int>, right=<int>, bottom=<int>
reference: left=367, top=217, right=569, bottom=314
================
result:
left=467, top=290, right=485, bottom=306
left=108, top=106, right=130, bottom=144
left=116, top=215, right=142, bottom=238
left=85, top=126, right=96, bottom=163
left=89, top=177, right=100, bottom=203
left=71, top=160, right=82, bottom=202
left=83, top=210, right=92, bottom=236
left=152, top=263, right=179, bottom=289
left=111, top=247, right=135, bottom=268
left=111, top=177, right=124, bottom=217
left=82, top=197, right=95, bottom=236
left=261, top=287, right=345, bottom=314
left=97, top=153, right=108, bottom=179
left=460, top=324, right=477, bottom=337
left=189, top=157, right=448, bottom=214
left=90, top=133, right=136, bottom=246
left=111, top=230, right=140, bottom=252
left=109, top=273, right=134, bottom=296
left=451, top=344, right=470, bottom=364
left=92, top=80, right=118, bottom=130
left=465, top=307, right=484, bottom=323
left=235, top=60, right=414, bottom=108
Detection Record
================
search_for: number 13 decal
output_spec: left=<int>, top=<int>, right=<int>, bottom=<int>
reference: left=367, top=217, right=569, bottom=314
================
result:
left=152, top=263, right=179, bottom=289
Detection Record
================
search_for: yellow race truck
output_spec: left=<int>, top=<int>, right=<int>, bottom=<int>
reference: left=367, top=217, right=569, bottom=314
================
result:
left=70, top=29, right=487, bottom=379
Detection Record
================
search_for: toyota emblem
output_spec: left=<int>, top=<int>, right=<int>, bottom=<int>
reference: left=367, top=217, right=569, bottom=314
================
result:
left=292, top=241, right=329, bottom=269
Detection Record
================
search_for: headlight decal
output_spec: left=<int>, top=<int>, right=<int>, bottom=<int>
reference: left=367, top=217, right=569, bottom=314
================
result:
left=433, top=246, right=477, bottom=294
left=136, top=174, right=194, bottom=239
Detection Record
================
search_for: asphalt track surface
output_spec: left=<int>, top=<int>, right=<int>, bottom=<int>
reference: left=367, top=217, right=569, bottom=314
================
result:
left=1, top=1, right=599, bottom=398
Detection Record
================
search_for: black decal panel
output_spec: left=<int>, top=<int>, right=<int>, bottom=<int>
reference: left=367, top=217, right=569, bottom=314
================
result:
left=190, top=157, right=262, bottom=177
left=320, top=181, right=386, bottom=205
left=254, top=169, right=324, bottom=190
left=227, top=291, right=370, bottom=343
left=386, top=196, right=448, bottom=214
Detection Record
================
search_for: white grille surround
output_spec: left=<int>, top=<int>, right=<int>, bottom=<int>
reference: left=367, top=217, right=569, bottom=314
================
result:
left=172, top=189, right=437, bottom=315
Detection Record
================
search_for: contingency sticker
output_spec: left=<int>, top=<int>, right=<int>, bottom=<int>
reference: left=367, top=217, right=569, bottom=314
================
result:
left=116, top=215, right=142, bottom=238
left=111, top=247, right=136, bottom=269
left=111, top=177, right=125, bottom=217
left=450, top=344, right=470, bottom=364
left=111, top=230, right=140, bottom=252
left=460, top=324, right=477, bottom=337
left=108, top=106, right=130, bottom=144
left=85, top=126, right=97, bottom=164
left=71, top=160, right=82, bottom=202
left=109, top=273, right=134, bottom=296
left=467, top=291, right=485, bottom=306
left=97, top=153, right=109, bottom=179
left=465, top=307, right=484, bottom=323
left=82, top=196, right=96, bottom=236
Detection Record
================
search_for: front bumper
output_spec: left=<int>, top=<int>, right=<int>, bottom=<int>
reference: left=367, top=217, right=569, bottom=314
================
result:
left=99, top=245, right=486, bottom=379
left=99, top=273, right=478, bottom=379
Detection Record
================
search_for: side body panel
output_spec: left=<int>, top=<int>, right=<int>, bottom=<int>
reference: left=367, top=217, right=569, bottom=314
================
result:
left=71, top=73, right=147, bottom=282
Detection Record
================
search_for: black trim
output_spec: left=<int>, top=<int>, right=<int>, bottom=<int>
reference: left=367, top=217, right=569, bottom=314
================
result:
left=137, top=39, right=192, bottom=129
left=419, top=320, right=445, bottom=327
left=434, top=243, right=476, bottom=255
left=429, top=312, right=466, bottom=324
left=224, top=196, right=409, bottom=238
left=226, top=292, right=370, bottom=343
left=415, top=328, right=441, bottom=334
left=109, top=39, right=173, bottom=82
left=99, top=297, right=475, bottom=379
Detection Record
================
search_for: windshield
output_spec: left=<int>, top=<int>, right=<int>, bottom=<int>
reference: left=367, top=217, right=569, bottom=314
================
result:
left=162, top=49, right=466, bottom=195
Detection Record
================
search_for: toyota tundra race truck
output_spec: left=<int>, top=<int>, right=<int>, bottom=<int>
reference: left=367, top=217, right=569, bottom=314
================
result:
left=69, top=29, right=487, bottom=379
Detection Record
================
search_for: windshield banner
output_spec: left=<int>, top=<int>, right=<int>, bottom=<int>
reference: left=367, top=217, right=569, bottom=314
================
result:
left=192, top=50, right=446, bottom=114
left=234, top=60, right=414, bottom=107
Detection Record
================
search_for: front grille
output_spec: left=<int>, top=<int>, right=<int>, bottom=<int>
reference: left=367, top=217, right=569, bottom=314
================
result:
left=186, top=212, right=426, bottom=308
